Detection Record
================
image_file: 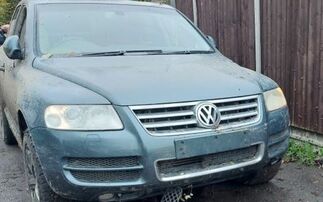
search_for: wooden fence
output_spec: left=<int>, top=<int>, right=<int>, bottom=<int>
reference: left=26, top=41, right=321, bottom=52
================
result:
left=176, top=0, right=323, bottom=135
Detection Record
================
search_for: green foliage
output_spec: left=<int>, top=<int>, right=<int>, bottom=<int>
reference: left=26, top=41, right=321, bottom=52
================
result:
left=0, top=0, right=20, bottom=25
left=285, top=140, right=323, bottom=166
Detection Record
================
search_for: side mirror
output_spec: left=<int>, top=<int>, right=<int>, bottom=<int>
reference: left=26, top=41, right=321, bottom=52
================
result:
left=0, top=31, right=6, bottom=46
left=206, top=35, right=217, bottom=49
left=3, top=35, right=23, bottom=60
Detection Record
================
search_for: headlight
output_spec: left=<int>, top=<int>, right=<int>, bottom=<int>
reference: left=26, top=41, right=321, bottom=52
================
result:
left=44, top=105, right=123, bottom=130
left=263, top=88, right=287, bottom=111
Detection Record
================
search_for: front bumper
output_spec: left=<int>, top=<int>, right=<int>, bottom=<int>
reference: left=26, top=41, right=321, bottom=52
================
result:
left=30, top=105, right=290, bottom=201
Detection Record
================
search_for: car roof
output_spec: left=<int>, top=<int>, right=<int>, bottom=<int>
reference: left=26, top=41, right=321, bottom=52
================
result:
left=24, top=0, right=174, bottom=9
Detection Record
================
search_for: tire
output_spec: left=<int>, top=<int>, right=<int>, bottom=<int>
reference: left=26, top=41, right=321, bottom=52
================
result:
left=242, top=160, right=282, bottom=185
left=23, top=131, right=69, bottom=202
left=1, top=106, right=17, bottom=145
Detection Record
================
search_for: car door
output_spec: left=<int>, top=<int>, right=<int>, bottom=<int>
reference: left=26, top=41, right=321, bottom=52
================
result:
left=2, top=5, right=27, bottom=129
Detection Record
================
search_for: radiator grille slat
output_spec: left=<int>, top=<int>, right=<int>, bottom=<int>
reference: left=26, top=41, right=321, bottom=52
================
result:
left=131, top=95, right=261, bottom=136
left=218, top=102, right=258, bottom=112
left=220, top=110, right=258, bottom=121
left=144, top=119, right=197, bottom=128
left=137, top=110, right=194, bottom=119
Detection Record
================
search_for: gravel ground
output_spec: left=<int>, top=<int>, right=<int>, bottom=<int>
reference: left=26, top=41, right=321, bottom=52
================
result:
left=192, top=162, right=323, bottom=202
left=0, top=133, right=322, bottom=202
left=0, top=138, right=30, bottom=202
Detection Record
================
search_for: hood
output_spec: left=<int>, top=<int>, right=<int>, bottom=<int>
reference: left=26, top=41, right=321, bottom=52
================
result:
left=33, top=53, right=277, bottom=105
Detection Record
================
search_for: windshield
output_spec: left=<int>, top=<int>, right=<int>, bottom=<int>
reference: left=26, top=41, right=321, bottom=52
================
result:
left=36, top=4, right=213, bottom=57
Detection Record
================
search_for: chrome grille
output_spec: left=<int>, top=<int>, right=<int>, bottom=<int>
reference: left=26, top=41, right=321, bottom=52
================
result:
left=130, top=95, right=261, bottom=136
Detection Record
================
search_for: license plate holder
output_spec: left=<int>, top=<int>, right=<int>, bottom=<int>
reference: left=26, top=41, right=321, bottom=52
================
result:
left=174, top=131, right=258, bottom=159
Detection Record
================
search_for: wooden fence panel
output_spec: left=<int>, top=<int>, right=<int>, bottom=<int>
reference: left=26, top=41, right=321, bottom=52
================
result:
left=196, top=0, right=256, bottom=70
left=176, top=0, right=323, bottom=134
left=261, top=0, right=323, bottom=134
left=176, top=0, right=194, bottom=21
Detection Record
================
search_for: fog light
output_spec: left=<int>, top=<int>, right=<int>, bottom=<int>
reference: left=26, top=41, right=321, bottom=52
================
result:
left=98, top=193, right=114, bottom=201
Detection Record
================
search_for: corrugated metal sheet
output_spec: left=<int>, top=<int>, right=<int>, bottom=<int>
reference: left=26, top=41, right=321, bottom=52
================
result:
left=176, top=0, right=323, bottom=134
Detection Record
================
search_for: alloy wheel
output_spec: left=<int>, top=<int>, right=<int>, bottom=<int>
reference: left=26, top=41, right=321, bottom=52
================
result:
left=24, top=144, right=40, bottom=202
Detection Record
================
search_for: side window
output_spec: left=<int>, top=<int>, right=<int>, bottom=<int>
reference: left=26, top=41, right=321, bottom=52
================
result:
left=13, top=7, right=26, bottom=35
left=11, top=6, right=21, bottom=21
left=8, top=5, right=21, bottom=36
left=14, top=7, right=27, bottom=53
left=19, top=19, right=26, bottom=52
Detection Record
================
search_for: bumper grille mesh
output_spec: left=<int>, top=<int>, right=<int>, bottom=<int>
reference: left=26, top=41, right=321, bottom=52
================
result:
left=70, top=170, right=141, bottom=183
left=66, top=157, right=140, bottom=169
left=64, top=157, right=142, bottom=184
left=130, top=95, right=261, bottom=135
left=157, top=145, right=258, bottom=179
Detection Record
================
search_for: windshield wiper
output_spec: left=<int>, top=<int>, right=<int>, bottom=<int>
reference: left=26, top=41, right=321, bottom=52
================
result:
left=124, top=50, right=163, bottom=54
left=80, top=51, right=126, bottom=57
left=79, top=50, right=163, bottom=57
left=161, top=50, right=215, bottom=55
left=78, top=50, right=213, bottom=57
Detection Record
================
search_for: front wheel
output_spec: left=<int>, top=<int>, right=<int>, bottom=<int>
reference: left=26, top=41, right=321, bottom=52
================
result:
left=23, top=131, right=69, bottom=202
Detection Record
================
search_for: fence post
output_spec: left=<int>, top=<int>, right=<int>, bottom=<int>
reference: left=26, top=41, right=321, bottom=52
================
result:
left=254, top=0, right=262, bottom=73
left=170, top=0, right=176, bottom=7
left=192, top=0, right=198, bottom=26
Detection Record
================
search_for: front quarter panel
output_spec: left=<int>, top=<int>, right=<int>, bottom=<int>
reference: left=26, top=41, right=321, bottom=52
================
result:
left=16, top=65, right=109, bottom=130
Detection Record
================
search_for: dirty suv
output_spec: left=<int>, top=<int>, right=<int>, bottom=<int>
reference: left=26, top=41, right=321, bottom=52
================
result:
left=0, top=0, right=290, bottom=201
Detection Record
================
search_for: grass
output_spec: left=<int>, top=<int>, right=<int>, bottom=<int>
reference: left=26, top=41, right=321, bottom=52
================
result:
left=284, top=139, right=323, bottom=166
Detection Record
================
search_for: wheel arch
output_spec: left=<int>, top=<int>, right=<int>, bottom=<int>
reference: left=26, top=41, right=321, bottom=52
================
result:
left=18, top=110, right=29, bottom=141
